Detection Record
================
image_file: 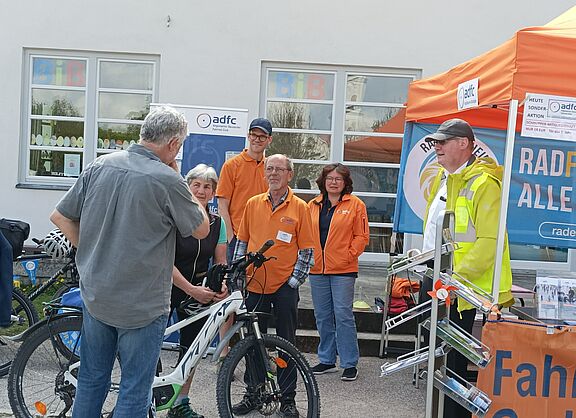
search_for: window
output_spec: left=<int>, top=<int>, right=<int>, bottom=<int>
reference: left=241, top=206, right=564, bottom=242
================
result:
left=21, top=50, right=158, bottom=187
left=261, top=63, right=420, bottom=255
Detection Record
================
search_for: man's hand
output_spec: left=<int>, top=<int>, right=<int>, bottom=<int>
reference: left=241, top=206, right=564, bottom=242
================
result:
left=188, top=285, right=217, bottom=304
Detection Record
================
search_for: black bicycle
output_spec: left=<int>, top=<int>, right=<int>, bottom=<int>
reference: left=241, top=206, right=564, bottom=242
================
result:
left=1, top=232, right=78, bottom=377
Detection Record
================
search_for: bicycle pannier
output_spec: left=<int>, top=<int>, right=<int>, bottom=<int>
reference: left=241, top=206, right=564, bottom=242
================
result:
left=0, top=218, right=30, bottom=260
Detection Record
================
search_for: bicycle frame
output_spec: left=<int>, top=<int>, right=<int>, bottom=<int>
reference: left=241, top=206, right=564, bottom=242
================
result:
left=39, top=243, right=277, bottom=413
left=25, top=258, right=78, bottom=302
left=55, top=289, right=250, bottom=412
left=152, top=289, right=248, bottom=410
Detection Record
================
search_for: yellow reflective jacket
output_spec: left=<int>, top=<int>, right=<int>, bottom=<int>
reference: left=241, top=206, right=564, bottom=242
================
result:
left=424, top=157, right=513, bottom=312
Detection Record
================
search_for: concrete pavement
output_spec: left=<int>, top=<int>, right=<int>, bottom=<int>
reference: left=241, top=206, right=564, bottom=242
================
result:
left=0, top=353, right=426, bottom=417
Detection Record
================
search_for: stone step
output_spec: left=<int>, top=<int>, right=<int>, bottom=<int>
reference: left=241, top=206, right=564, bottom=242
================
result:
left=266, top=308, right=419, bottom=357
left=295, top=307, right=417, bottom=334
left=294, top=329, right=416, bottom=357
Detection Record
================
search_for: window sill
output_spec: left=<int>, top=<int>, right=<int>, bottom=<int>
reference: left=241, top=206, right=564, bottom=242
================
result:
left=16, top=183, right=71, bottom=191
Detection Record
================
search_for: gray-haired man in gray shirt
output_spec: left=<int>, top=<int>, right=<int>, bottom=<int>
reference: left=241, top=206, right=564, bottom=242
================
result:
left=51, top=106, right=209, bottom=418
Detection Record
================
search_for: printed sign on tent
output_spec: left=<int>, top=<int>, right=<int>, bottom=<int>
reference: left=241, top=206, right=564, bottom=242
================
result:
left=522, top=93, right=576, bottom=141
left=457, top=78, right=479, bottom=111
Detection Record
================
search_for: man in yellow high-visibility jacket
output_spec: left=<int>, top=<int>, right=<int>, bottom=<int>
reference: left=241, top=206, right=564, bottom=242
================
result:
left=421, top=118, right=513, bottom=418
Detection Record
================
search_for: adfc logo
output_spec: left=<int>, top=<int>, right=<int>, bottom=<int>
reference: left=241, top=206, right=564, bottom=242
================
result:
left=403, top=137, right=497, bottom=221
left=196, top=113, right=212, bottom=129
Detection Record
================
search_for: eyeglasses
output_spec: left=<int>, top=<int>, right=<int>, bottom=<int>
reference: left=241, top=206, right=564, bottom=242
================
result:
left=265, top=166, right=291, bottom=174
left=326, top=176, right=344, bottom=183
left=428, top=138, right=457, bottom=147
left=249, top=132, right=270, bottom=142
left=429, top=138, right=464, bottom=146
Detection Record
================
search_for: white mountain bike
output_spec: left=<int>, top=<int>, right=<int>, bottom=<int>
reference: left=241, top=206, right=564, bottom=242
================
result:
left=7, top=240, right=321, bottom=417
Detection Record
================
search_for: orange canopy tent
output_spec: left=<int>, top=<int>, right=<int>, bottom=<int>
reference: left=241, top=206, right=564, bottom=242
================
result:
left=400, top=6, right=576, bottom=303
left=405, top=6, right=576, bottom=128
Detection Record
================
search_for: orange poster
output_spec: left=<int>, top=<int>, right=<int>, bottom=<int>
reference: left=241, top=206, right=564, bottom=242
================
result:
left=477, top=320, right=576, bottom=418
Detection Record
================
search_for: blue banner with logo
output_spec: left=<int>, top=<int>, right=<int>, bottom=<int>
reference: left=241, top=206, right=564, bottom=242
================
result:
left=394, top=122, right=576, bottom=248
left=151, top=104, right=248, bottom=213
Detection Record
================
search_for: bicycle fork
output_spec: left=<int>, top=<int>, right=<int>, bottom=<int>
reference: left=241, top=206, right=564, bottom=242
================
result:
left=240, top=314, right=280, bottom=399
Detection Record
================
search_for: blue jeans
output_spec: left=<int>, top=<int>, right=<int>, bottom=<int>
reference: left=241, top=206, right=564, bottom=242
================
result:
left=0, top=231, right=13, bottom=327
left=72, top=309, right=168, bottom=418
left=309, top=275, right=359, bottom=369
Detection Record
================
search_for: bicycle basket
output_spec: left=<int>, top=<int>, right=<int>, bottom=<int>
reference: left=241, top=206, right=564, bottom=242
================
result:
left=43, top=228, right=73, bottom=259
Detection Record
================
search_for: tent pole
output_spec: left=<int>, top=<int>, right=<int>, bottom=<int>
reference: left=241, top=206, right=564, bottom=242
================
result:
left=492, top=99, right=518, bottom=302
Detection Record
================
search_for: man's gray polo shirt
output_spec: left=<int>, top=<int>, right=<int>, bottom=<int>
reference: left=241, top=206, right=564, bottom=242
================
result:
left=56, top=144, right=205, bottom=328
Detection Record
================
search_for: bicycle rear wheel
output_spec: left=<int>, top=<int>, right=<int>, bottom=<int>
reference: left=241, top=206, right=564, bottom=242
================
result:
left=7, top=314, right=119, bottom=418
left=216, top=334, right=320, bottom=417
left=0, top=288, right=39, bottom=377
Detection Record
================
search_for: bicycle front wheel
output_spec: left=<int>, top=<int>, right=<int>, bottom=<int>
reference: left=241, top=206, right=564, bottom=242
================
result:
left=216, top=334, right=320, bottom=417
left=7, top=314, right=119, bottom=418
left=0, top=288, right=39, bottom=377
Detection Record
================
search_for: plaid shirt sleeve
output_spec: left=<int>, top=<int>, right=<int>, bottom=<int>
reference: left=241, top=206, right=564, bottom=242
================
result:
left=287, top=248, right=314, bottom=289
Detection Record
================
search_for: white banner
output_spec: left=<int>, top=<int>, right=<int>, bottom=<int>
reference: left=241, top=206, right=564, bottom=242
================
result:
left=457, top=78, right=479, bottom=110
left=150, top=103, right=248, bottom=160
left=521, top=93, right=576, bottom=141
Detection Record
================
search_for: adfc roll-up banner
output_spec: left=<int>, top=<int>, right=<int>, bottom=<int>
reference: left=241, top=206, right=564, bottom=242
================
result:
left=477, top=320, right=576, bottom=418
left=394, top=123, right=576, bottom=249
left=151, top=103, right=247, bottom=213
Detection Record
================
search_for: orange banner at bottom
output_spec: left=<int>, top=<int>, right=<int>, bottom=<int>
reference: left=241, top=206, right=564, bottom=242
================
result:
left=477, top=320, right=576, bottom=418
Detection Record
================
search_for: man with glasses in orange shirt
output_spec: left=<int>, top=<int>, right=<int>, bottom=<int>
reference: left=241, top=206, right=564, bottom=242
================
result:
left=216, top=118, right=273, bottom=263
left=231, top=154, right=315, bottom=417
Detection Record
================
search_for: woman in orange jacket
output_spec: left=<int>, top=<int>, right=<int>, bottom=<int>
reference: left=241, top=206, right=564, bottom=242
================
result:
left=307, top=163, right=369, bottom=381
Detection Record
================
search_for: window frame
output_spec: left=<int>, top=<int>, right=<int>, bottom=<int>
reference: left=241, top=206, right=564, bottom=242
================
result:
left=18, top=49, right=159, bottom=189
left=260, top=62, right=421, bottom=258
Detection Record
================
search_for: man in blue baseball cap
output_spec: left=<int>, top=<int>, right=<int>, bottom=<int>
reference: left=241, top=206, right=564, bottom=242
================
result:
left=216, top=117, right=273, bottom=263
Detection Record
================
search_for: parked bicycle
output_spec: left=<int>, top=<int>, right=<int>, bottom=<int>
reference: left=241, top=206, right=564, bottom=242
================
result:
left=7, top=240, right=321, bottom=418
left=0, top=229, right=78, bottom=377
left=16, top=229, right=79, bottom=302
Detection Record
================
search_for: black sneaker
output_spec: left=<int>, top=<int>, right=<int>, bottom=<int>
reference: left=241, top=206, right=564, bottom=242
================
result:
left=231, top=394, right=258, bottom=415
left=311, top=363, right=337, bottom=375
left=341, top=367, right=358, bottom=381
left=279, top=401, right=300, bottom=417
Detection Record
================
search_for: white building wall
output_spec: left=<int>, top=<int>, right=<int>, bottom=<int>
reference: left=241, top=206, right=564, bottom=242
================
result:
left=1, top=0, right=574, bottom=242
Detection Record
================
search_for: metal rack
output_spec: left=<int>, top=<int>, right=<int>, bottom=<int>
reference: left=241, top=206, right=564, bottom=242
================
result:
left=379, top=210, right=495, bottom=417
left=378, top=242, right=457, bottom=357
left=423, top=210, right=494, bottom=418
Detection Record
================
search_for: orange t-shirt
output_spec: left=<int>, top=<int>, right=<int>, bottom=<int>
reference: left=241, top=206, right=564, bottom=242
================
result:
left=215, top=149, right=268, bottom=235
left=237, top=188, right=315, bottom=294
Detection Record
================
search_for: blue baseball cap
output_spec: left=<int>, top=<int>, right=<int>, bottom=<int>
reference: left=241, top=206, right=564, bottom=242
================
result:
left=249, top=118, right=273, bottom=136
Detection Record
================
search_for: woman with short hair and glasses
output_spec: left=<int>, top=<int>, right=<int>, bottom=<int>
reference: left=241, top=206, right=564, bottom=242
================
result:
left=169, top=163, right=229, bottom=418
left=308, top=163, right=370, bottom=382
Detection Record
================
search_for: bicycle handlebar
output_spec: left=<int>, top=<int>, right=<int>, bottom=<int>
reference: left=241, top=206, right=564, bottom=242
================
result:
left=179, top=240, right=275, bottom=311
left=232, top=239, right=274, bottom=273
